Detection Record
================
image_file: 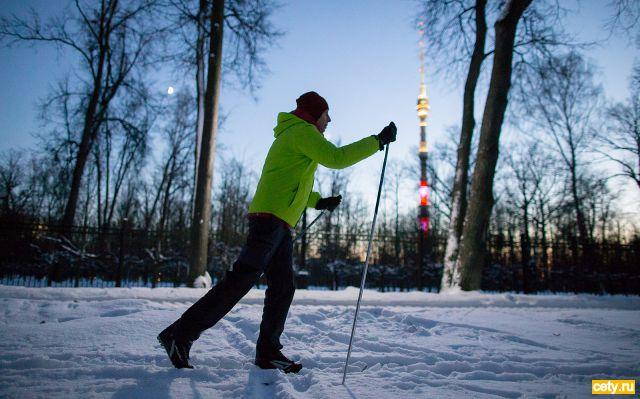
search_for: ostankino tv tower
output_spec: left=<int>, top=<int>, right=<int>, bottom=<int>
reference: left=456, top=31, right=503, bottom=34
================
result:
left=416, top=27, right=430, bottom=289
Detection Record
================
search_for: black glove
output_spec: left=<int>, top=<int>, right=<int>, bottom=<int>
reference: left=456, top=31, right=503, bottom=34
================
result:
left=376, top=121, right=397, bottom=150
left=316, top=195, right=342, bottom=211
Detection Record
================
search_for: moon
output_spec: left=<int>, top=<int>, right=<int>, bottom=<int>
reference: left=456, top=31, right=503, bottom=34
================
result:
left=167, top=86, right=174, bottom=95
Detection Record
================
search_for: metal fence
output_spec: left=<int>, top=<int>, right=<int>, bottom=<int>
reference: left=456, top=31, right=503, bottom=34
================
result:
left=0, top=222, right=638, bottom=294
left=0, top=222, right=190, bottom=288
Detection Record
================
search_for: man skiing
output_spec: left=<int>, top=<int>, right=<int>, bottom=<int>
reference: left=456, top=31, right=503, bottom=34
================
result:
left=158, top=91, right=397, bottom=373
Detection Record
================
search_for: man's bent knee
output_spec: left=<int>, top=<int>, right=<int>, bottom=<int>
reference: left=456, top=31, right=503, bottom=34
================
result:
left=224, top=267, right=261, bottom=289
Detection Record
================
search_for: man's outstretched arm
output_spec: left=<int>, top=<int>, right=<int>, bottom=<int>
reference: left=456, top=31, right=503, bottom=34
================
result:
left=295, top=129, right=378, bottom=170
left=295, top=122, right=396, bottom=169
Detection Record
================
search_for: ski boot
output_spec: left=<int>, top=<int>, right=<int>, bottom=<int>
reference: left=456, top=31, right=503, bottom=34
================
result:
left=157, top=324, right=194, bottom=369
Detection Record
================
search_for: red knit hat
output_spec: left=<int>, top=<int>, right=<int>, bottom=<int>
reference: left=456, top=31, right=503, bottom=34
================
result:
left=291, top=91, right=329, bottom=124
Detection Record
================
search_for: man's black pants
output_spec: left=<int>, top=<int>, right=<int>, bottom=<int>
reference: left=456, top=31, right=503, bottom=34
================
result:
left=172, top=216, right=295, bottom=356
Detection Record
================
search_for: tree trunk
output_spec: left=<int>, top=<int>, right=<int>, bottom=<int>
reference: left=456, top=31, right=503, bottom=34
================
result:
left=60, top=94, right=101, bottom=227
left=441, top=0, right=487, bottom=291
left=193, top=0, right=208, bottom=214
left=457, top=0, right=532, bottom=291
left=189, top=0, right=225, bottom=285
left=569, top=162, right=590, bottom=250
left=539, top=203, right=548, bottom=286
left=508, top=221, right=516, bottom=290
left=60, top=6, right=110, bottom=228
left=95, top=145, right=103, bottom=228
left=521, top=199, right=531, bottom=293
left=104, top=130, right=111, bottom=226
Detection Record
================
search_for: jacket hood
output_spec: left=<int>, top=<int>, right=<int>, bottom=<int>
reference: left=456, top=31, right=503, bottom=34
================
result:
left=273, top=112, right=313, bottom=138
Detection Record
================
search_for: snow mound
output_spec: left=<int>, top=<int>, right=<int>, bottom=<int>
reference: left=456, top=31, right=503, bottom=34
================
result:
left=193, top=271, right=213, bottom=289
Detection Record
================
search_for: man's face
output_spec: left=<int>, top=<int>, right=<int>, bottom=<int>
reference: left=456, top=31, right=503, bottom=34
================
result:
left=315, top=110, right=331, bottom=134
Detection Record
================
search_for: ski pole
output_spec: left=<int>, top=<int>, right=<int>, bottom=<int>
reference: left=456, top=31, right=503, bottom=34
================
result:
left=342, top=143, right=390, bottom=385
left=293, top=210, right=326, bottom=242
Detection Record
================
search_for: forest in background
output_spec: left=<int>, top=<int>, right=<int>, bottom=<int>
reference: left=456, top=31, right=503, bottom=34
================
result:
left=0, top=0, right=638, bottom=294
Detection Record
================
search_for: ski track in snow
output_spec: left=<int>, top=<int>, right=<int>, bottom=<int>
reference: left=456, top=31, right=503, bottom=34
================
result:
left=0, top=287, right=638, bottom=398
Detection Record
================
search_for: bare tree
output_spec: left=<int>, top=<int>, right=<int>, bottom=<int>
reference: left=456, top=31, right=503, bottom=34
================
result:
left=22, top=156, right=52, bottom=219
left=580, top=174, right=618, bottom=243
left=598, top=68, right=640, bottom=190
left=188, top=0, right=224, bottom=286
left=142, top=91, right=195, bottom=232
left=519, top=51, right=602, bottom=257
left=168, top=0, right=281, bottom=199
left=418, top=0, right=572, bottom=291
left=318, top=167, right=349, bottom=268
left=384, top=161, right=406, bottom=271
left=418, top=0, right=488, bottom=291
left=503, top=141, right=550, bottom=292
left=427, top=127, right=468, bottom=229
left=607, top=0, right=640, bottom=45
left=340, top=192, right=370, bottom=265
left=99, top=96, right=153, bottom=229
left=0, top=150, right=27, bottom=217
left=529, top=146, right=559, bottom=283
left=457, top=0, right=532, bottom=291
left=0, top=0, right=164, bottom=228
left=167, top=0, right=282, bottom=285
left=214, top=156, right=254, bottom=247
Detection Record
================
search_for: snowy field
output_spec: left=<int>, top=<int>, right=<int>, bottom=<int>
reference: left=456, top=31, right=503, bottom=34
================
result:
left=0, top=286, right=638, bottom=398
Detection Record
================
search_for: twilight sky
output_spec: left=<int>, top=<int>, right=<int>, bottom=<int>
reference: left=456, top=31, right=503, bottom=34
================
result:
left=0, top=0, right=637, bottom=224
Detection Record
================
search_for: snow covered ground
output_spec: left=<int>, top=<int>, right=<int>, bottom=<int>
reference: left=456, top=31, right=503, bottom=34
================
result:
left=0, top=286, right=638, bottom=398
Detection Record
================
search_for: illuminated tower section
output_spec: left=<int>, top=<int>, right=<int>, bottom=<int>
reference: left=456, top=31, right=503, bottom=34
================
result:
left=416, top=39, right=430, bottom=236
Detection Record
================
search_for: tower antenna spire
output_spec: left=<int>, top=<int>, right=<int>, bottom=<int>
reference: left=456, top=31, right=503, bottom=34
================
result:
left=416, top=23, right=430, bottom=234
left=416, top=22, right=430, bottom=290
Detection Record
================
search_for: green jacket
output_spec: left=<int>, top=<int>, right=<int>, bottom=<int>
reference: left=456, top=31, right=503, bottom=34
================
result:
left=248, top=112, right=379, bottom=227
